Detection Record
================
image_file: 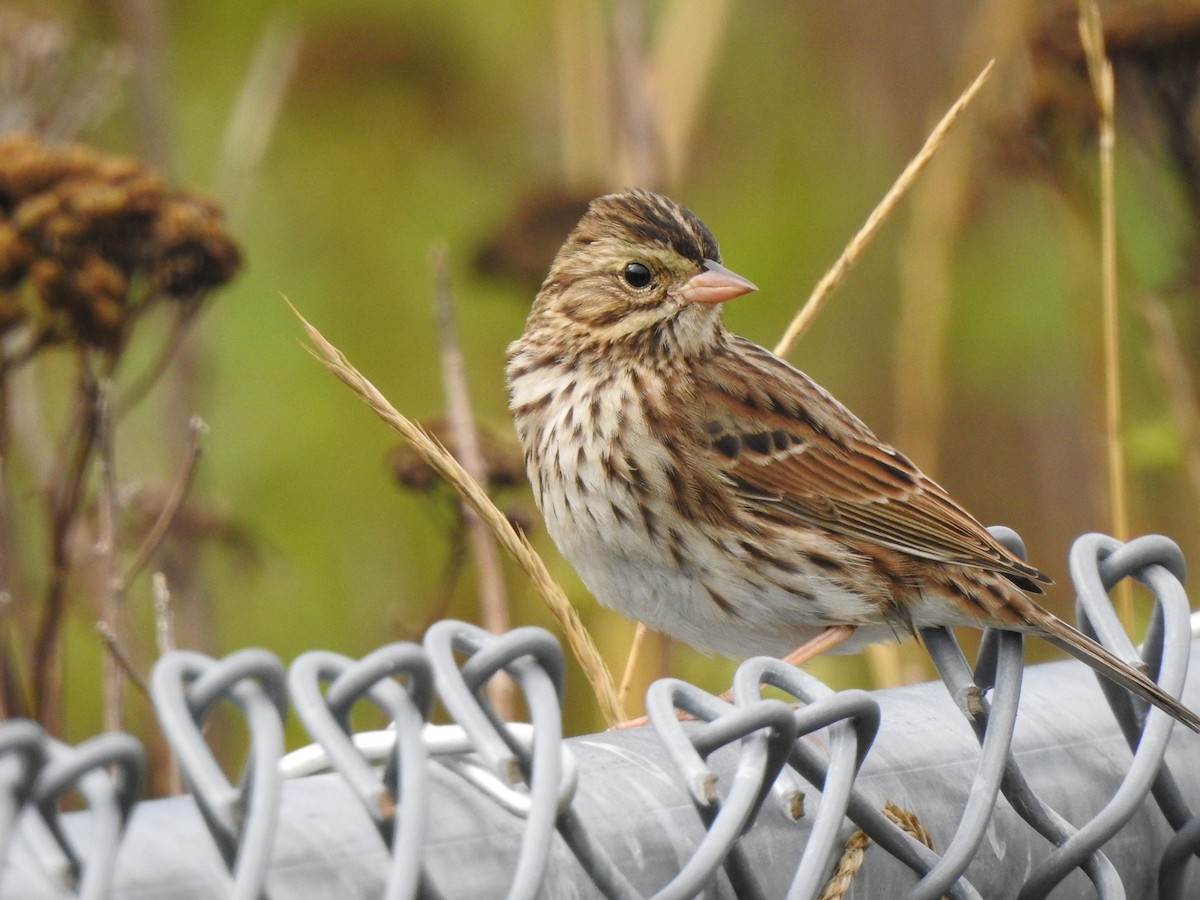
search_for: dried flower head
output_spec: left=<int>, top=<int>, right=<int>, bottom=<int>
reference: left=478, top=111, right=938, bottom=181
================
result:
left=999, top=3, right=1200, bottom=206
left=473, top=187, right=595, bottom=292
left=0, top=133, right=241, bottom=352
left=389, top=417, right=527, bottom=494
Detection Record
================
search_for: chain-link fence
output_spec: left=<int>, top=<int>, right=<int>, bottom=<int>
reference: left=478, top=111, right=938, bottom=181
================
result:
left=1, top=531, right=1197, bottom=899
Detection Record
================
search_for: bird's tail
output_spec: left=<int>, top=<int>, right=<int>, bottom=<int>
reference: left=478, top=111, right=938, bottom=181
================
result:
left=1029, top=608, right=1200, bottom=732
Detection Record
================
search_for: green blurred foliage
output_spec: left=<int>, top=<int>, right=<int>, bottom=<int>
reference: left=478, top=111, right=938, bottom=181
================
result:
left=9, top=0, right=1200, bottom=742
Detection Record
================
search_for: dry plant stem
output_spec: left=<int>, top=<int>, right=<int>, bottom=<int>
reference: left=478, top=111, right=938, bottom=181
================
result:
left=1078, top=1, right=1133, bottom=627
left=95, top=620, right=149, bottom=699
left=152, top=572, right=175, bottom=656
left=650, top=0, right=732, bottom=187
left=216, top=18, right=304, bottom=224
left=612, top=0, right=663, bottom=188
left=818, top=802, right=936, bottom=900
left=618, top=621, right=650, bottom=711
left=1141, top=297, right=1200, bottom=504
left=430, top=243, right=514, bottom=720
left=768, top=58, right=992, bottom=688
left=774, top=59, right=995, bottom=358
left=151, top=572, right=181, bottom=794
left=95, top=379, right=125, bottom=732
left=116, top=305, right=199, bottom=416
left=885, top=7, right=1020, bottom=690
left=781, top=624, right=856, bottom=668
left=290, top=303, right=625, bottom=724
left=32, top=357, right=107, bottom=726
left=120, top=417, right=204, bottom=588
left=554, top=0, right=614, bottom=188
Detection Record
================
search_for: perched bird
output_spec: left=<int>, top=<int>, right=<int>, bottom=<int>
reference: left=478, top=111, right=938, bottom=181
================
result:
left=506, top=188, right=1200, bottom=730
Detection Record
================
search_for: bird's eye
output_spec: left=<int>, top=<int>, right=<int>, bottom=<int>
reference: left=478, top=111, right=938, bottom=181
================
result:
left=622, top=261, right=652, bottom=289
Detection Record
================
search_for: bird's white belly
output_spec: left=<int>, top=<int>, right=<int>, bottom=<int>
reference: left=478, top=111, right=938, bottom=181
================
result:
left=531, top=404, right=890, bottom=659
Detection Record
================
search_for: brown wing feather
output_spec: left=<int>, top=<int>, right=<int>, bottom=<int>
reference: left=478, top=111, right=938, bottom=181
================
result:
left=699, top=336, right=1052, bottom=590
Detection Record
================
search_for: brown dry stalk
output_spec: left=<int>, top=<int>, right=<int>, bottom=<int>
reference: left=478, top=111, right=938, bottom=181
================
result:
left=216, top=17, right=304, bottom=224
left=120, top=417, right=204, bottom=589
left=96, top=377, right=124, bottom=733
left=33, top=359, right=104, bottom=726
left=96, top=619, right=149, bottom=698
left=650, top=0, right=732, bottom=187
left=618, top=620, right=651, bottom=711
left=774, top=59, right=995, bottom=359
left=290, top=302, right=625, bottom=725
left=430, top=243, right=514, bottom=720
left=1078, top=0, right=1133, bottom=627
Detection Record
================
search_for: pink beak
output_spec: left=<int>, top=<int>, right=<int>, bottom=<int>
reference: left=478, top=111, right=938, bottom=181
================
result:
left=679, top=259, right=757, bottom=304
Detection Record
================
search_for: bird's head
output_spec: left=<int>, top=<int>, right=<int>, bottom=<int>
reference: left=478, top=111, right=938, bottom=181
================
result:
left=529, top=189, right=756, bottom=354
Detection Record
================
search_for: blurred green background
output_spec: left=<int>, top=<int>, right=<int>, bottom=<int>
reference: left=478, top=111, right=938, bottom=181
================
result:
left=7, top=0, right=1200, bottom=744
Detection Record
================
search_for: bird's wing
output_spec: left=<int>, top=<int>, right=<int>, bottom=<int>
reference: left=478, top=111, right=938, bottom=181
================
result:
left=699, top=336, right=1051, bottom=590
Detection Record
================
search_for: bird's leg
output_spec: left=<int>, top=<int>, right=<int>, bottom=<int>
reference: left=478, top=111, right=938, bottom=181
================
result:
left=781, top=624, right=856, bottom=667
left=610, top=624, right=858, bottom=730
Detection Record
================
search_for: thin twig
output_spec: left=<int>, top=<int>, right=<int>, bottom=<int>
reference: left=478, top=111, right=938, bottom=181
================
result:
left=774, top=59, right=995, bottom=358
left=120, top=417, right=205, bottom=589
left=289, top=301, right=625, bottom=725
left=32, top=354, right=104, bottom=727
left=95, top=378, right=125, bottom=732
left=95, top=620, right=150, bottom=699
left=152, top=571, right=176, bottom=656
left=151, top=571, right=181, bottom=795
left=618, top=621, right=650, bottom=711
left=216, top=18, right=304, bottom=224
left=430, top=243, right=514, bottom=719
left=611, top=0, right=662, bottom=188
left=115, top=305, right=200, bottom=416
left=1078, top=1, right=1132, bottom=626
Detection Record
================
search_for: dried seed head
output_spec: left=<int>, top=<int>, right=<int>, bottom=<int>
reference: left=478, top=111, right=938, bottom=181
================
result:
left=0, top=133, right=241, bottom=352
left=390, top=418, right=528, bottom=493
left=998, top=4, right=1200, bottom=196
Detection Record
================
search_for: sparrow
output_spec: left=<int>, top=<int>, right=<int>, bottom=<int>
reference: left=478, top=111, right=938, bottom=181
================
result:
left=506, top=188, right=1200, bottom=730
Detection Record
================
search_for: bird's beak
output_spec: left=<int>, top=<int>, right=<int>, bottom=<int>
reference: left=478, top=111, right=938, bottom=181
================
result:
left=679, top=259, right=757, bottom=304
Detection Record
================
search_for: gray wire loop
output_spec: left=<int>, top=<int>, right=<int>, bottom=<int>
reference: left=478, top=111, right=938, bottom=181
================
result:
left=22, top=734, right=145, bottom=900
left=730, top=658, right=880, bottom=900
left=1161, top=814, right=1200, bottom=900
left=1017, top=534, right=1198, bottom=899
left=0, top=720, right=47, bottom=876
left=425, top=621, right=535, bottom=781
left=645, top=678, right=797, bottom=900
left=916, top=627, right=1030, bottom=900
left=151, top=648, right=287, bottom=900
left=423, top=621, right=565, bottom=900
left=287, top=643, right=436, bottom=900
left=1088, top=538, right=1200, bottom=870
